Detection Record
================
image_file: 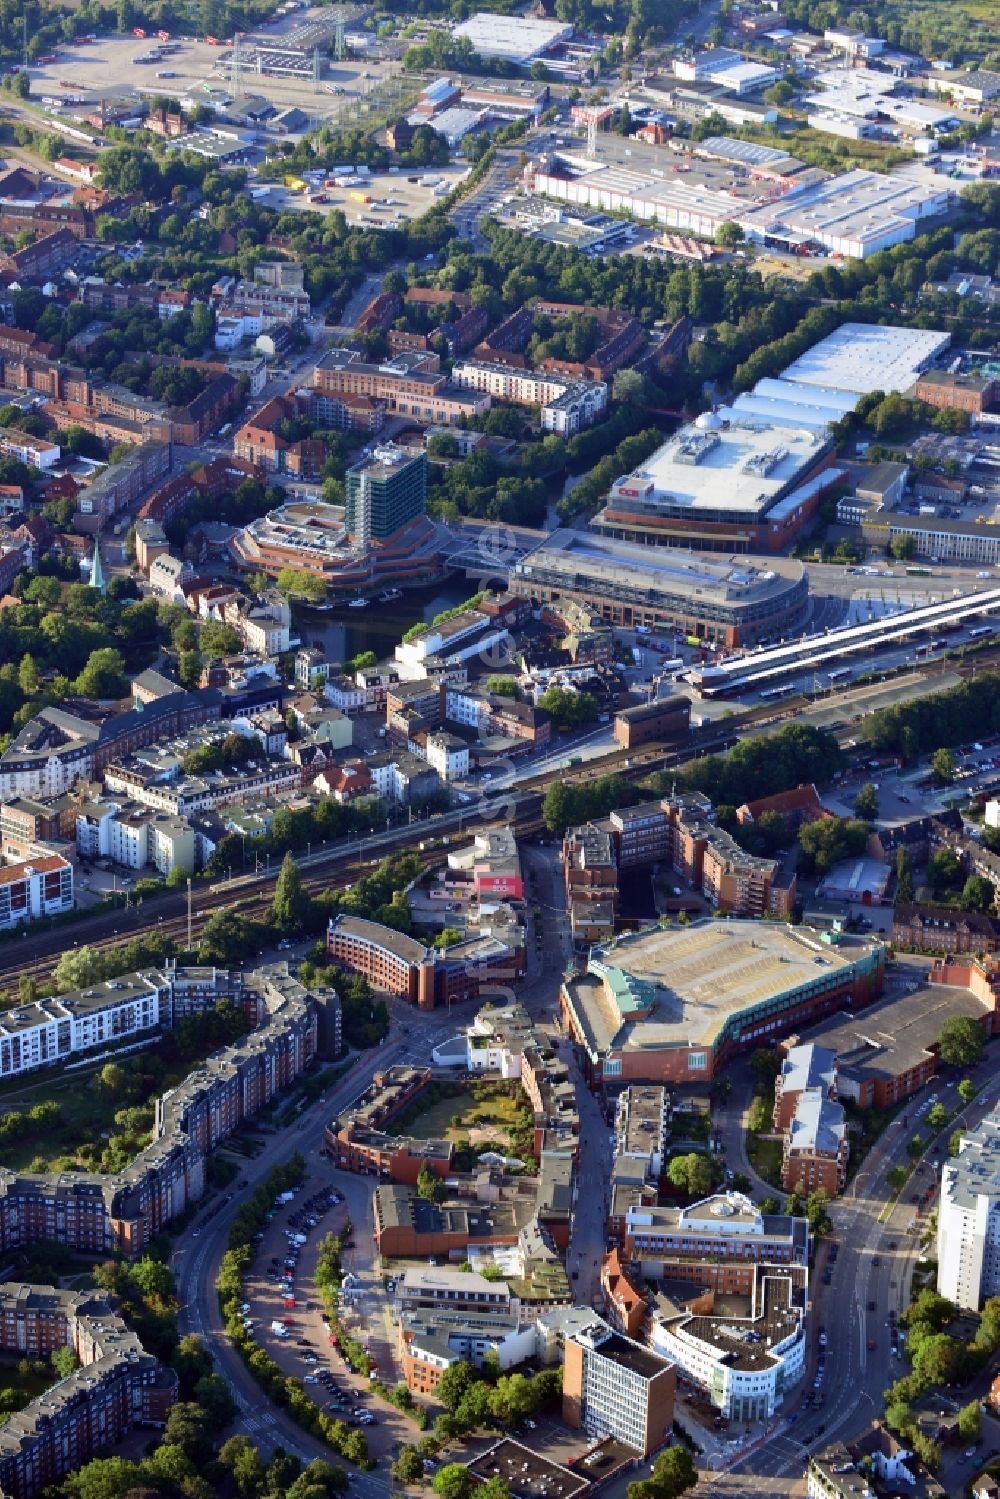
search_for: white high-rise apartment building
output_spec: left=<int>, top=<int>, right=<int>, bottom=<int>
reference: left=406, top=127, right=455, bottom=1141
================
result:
left=937, top=1108, right=1000, bottom=1310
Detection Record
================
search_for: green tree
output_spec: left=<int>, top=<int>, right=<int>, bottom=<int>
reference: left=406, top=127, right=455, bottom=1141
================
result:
left=537, top=685, right=599, bottom=728
left=927, top=1102, right=949, bottom=1129
left=887, top=1165, right=909, bottom=1193
left=198, top=909, right=261, bottom=966
left=854, top=782, right=879, bottom=820
left=896, top=846, right=914, bottom=904
left=961, top=874, right=995, bottom=913
left=272, top=852, right=312, bottom=933
left=747, top=1095, right=771, bottom=1133
left=392, top=1448, right=426, bottom=1484
left=95, top=1062, right=133, bottom=1102
left=178, top=649, right=203, bottom=690
left=416, top=1161, right=445, bottom=1205
left=957, top=1398, right=981, bottom=1443
left=950, top=1127, right=965, bottom=1157
left=432, top=1464, right=473, bottom=1499
left=798, top=816, right=869, bottom=876
left=17, top=654, right=40, bottom=698
left=938, top=1015, right=985, bottom=1067
left=436, top=1360, right=477, bottom=1412
left=74, top=647, right=127, bottom=700
left=51, top=1344, right=77, bottom=1378
left=276, top=567, right=327, bottom=604
left=931, top=746, right=956, bottom=784
left=650, top=1446, right=698, bottom=1499
left=927, top=846, right=963, bottom=892
left=890, top=534, right=917, bottom=561
left=667, top=1152, right=715, bottom=1198
left=804, top=1188, right=832, bottom=1237
left=219, top=1434, right=268, bottom=1499
left=714, top=220, right=744, bottom=248
left=958, top=1077, right=978, bottom=1106
left=193, top=1370, right=237, bottom=1426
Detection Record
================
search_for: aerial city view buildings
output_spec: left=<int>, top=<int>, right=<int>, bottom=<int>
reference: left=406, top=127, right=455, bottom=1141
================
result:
left=0, top=0, right=999, bottom=1495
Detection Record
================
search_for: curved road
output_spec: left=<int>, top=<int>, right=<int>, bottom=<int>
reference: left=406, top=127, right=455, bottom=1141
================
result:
left=731, top=1049, right=1000, bottom=1482
left=175, top=1038, right=409, bottom=1490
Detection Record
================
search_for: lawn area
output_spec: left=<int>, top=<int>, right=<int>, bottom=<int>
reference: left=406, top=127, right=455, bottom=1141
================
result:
left=747, top=1133, right=784, bottom=1188
left=397, top=1085, right=528, bottom=1147
left=387, top=1080, right=536, bottom=1162
left=0, top=1356, right=60, bottom=1416
left=0, top=1012, right=248, bottom=1174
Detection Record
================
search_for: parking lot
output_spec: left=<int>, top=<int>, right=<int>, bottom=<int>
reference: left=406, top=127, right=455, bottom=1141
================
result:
left=30, top=31, right=406, bottom=135
left=277, top=163, right=470, bottom=226
left=240, top=1165, right=412, bottom=1462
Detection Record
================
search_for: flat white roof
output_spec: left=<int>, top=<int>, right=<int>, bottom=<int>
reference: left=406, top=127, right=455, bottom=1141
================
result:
left=700, top=134, right=794, bottom=167
left=615, top=417, right=825, bottom=516
left=777, top=322, right=951, bottom=397
left=536, top=157, right=749, bottom=224
left=452, top=13, right=572, bottom=62
left=728, top=378, right=858, bottom=431
left=882, top=99, right=958, bottom=128
left=712, top=61, right=778, bottom=89
left=742, top=167, right=951, bottom=250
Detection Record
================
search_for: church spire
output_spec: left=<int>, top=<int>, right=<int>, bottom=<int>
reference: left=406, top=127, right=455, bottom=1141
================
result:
left=89, top=537, right=106, bottom=594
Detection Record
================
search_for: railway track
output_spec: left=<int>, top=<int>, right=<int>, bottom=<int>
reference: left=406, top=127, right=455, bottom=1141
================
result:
left=4, top=641, right=987, bottom=996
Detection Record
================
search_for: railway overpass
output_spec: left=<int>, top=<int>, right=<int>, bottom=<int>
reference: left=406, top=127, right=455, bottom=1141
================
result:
left=691, top=586, right=1000, bottom=697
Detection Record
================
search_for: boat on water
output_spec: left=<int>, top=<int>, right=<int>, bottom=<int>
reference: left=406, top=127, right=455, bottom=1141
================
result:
left=378, top=587, right=402, bottom=603
left=348, top=596, right=370, bottom=609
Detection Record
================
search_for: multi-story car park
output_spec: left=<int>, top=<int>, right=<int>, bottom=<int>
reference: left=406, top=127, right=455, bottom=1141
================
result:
left=509, top=530, right=808, bottom=649
left=560, top=919, right=886, bottom=1087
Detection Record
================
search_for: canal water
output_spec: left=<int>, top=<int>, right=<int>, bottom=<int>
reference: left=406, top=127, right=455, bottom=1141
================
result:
left=296, top=574, right=475, bottom=666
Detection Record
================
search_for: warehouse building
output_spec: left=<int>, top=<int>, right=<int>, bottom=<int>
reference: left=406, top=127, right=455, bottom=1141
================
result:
left=452, top=13, right=573, bottom=65
left=527, top=153, right=950, bottom=259
left=741, top=168, right=951, bottom=259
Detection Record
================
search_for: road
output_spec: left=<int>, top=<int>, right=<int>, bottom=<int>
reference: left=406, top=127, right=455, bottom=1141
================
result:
left=715, top=1067, right=783, bottom=1202
left=175, top=1035, right=409, bottom=1489
left=730, top=1045, right=1000, bottom=1482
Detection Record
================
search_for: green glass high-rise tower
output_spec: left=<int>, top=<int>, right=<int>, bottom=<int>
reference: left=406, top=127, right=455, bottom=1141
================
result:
left=345, top=445, right=427, bottom=545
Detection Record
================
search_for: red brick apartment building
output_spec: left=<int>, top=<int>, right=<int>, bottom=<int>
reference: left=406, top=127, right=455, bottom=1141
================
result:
left=0, top=228, right=78, bottom=280
left=0, top=1285, right=177, bottom=1499
left=325, top=913, right=524, bottom=1013
left=736, top=782, right=828, bottom=835
left=323, top=1065, right=456, bottom=1183
left=168, top=372, right=239, bottom=445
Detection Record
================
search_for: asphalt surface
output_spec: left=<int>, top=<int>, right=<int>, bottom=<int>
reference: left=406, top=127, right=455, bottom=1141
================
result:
left=175, top=1042, right=407, bottom=1491
left=728, top=1045, right=1000, bottom=1483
